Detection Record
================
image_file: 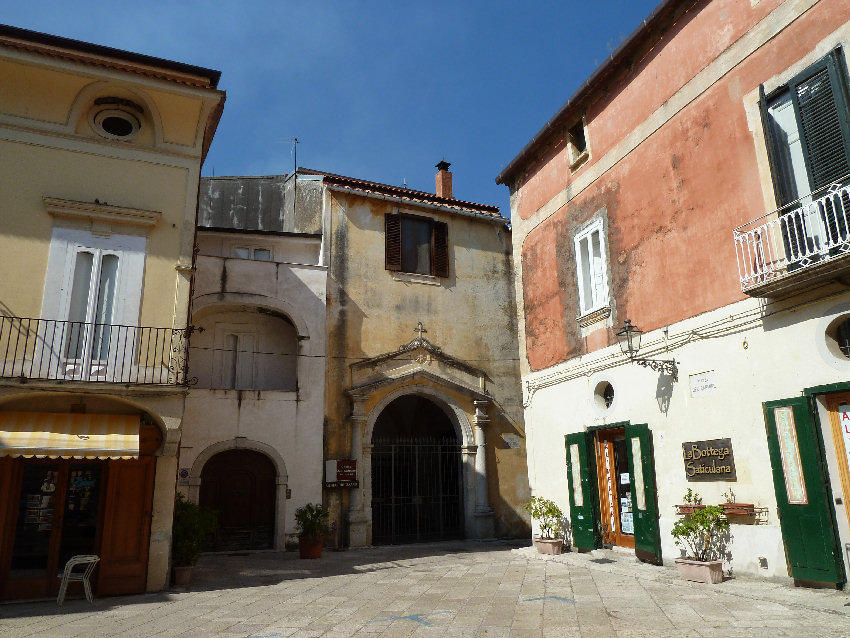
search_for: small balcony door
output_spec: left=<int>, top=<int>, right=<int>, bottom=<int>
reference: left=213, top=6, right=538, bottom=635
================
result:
left=40, top=227, right=145, bottom=383
left=63, top=249, right=119, bottom=380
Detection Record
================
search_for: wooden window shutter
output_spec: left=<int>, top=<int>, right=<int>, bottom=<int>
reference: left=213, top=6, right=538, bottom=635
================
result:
left=790, top=50, right=850, bottom=191
left=759, top=84, right=792, bottom=206
left=432, top=220, right=449, bottom=278
left=385, top=213, right=401, bottom=271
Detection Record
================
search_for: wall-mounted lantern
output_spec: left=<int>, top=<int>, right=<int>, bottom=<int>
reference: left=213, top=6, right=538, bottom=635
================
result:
left=616, top=318, right=678, bottom=381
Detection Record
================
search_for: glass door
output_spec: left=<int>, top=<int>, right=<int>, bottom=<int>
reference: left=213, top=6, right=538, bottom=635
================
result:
left=5, top=460, right=105, bottom=599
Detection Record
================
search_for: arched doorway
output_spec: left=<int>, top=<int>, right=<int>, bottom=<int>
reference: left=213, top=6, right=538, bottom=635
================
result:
left=200, top=449, right=276, bottom=550
left=371, top=395, right=463, bottom=544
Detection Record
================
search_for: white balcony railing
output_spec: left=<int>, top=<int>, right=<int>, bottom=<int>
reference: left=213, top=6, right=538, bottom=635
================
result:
left=734, top=182, right=850, bottom=291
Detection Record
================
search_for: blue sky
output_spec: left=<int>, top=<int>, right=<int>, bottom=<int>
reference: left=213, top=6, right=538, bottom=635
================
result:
left=2, top=1, right=659, bottom=215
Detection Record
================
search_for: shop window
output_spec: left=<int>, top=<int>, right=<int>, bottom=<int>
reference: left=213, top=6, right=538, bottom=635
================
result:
left=385, top=213, right=449, bottom=277
left=574, top=219, right=609, bottom=317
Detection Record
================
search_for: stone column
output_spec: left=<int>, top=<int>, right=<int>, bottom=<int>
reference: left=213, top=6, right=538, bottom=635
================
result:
left=348, top=394, right=370, bottom=547
left=472, top=399, right=495, bottom=538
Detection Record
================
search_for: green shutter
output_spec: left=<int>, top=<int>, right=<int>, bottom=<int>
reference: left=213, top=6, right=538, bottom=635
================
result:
left=759, top=84, right=792, bottom=206
left=625, top=423, right=662, bottom=565
left=565, top=432, right=600, bottom=550
left=790, top=49, right=850, bottom=192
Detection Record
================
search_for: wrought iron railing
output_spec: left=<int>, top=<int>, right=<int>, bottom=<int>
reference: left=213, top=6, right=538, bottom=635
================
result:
left=734, top=181, right=850, bottom=291
left=0, top=317, right=189, bottom=385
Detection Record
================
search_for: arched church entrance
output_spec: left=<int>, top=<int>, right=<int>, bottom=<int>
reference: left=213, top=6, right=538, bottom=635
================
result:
left=200, top=449, right=276, bottom=550
left=371, top=395, right=463, bottom=544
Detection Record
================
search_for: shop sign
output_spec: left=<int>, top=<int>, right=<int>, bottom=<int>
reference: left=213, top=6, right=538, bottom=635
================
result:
left=682, top=438, right=736, bottom=481
left=324, top=459, right=359, bottom=488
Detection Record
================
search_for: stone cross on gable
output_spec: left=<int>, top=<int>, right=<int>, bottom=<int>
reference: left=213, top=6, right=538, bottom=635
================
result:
left=414, top=322, right=427, bottom=339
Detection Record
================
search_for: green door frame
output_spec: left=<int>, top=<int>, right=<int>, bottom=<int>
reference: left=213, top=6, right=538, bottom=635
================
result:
left=565, top=421, right=661, bottom=564
left=763, top=394, right=846, bottom=586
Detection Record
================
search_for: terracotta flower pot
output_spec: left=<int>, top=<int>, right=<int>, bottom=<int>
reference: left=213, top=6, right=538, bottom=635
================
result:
left=720, top=503, right=755, bottom=516
left=173, top=565, right=192, bottom=587
left=675, top=558, right=723, bottom=584
left=533, top=537, right=564, bottom=555
left=675, top=504, right=707, bottom=515
left=298, top=535, right=324, bottom=559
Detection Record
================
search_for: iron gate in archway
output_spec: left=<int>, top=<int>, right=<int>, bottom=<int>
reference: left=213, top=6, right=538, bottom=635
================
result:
left=371, top=436, right=463, bottom=544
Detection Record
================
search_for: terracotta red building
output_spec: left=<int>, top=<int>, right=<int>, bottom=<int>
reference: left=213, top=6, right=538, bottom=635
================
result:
left=498, top=0, right=850, bottom=586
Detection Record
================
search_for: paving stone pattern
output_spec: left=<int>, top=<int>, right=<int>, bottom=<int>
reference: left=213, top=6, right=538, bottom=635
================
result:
left=1, top=541, right=849, bottom=637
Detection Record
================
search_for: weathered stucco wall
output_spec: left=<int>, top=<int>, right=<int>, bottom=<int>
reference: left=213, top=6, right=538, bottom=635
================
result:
left=515, top=0, right=850, bottom=372
left=182, top=237, right=328, bottom=546
left=324, top=189, right=529, bottom=538
left=504, top=0, right=850, bottom=581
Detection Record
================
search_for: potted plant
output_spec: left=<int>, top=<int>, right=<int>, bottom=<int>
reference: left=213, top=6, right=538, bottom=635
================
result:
left=675, top=488, right=706, bottom=515
left=671, top=504, right=730, bottom=584
left=171, top=493, right=218, bottom=587
left=720, top=488, right=755, bottom=517
left=524, top=496, right=565, bottom=555
left=295, top=502, right=330, bottom=559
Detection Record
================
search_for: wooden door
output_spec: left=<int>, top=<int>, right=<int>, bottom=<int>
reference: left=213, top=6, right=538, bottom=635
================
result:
left=625, top=423, right=662, bottom=565
left=97, top=456, right=155, bottom=595
left=565, top=432, right=601, bottom=550
left=764, top=397, right=845, bottom=585
left=826, top=393, right=850, bottom=529
left=595, top=429, right=635, bottom=549
left=200, top=450, right=276, bottom=550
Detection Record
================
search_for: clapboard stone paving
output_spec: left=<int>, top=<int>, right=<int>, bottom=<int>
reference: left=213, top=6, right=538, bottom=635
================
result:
left=1, top=541, right=849, bottom=637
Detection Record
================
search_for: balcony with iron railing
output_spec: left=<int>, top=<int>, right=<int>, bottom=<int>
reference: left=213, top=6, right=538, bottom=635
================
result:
left=0, top=317, right=189, bottom=386
left=734, top=180, right=850, bottom=297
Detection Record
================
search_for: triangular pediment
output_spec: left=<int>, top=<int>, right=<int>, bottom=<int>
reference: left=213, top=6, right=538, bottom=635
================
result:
left=347, top=329, right=491, bottom=398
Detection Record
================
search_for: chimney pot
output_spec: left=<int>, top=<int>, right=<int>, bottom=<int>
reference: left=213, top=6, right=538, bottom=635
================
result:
left=435, top=160, right=452, bottom=199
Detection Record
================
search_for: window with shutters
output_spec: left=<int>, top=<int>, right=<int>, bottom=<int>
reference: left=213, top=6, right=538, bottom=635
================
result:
left=761, top=49, right=850, bottom=207
left=574, top=219, right=609, bottom=317
left=385, top=212, right=449, bottom=278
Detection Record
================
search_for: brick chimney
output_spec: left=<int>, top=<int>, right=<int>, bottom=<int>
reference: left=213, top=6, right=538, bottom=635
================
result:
left=435, top=160, right=452, bottom=199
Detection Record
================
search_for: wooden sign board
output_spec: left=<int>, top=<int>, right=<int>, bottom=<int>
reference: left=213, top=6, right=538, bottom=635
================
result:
left=682, top=438, right=736, bottom=481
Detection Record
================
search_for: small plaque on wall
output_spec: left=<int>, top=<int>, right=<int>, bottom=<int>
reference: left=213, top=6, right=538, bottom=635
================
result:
left=682, top=438, right=736, bottom=481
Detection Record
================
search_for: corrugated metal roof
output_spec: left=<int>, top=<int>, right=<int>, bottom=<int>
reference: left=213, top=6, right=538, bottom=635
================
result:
left=198, top=175, right=323, bottom=235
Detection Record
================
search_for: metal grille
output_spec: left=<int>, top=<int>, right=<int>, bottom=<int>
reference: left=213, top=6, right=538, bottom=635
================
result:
left=371, top=437, right=463, bottom=545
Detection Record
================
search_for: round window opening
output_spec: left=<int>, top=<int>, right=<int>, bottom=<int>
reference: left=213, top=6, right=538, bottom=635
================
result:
left=593, top=381, right=615, bottom=410
left=92, top=108, right=141, bottom=141
left=833, top=317, right=850, bottom=359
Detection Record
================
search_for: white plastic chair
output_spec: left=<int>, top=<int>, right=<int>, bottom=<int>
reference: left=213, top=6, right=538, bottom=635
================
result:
left=57, top=554, right=100, bottom=605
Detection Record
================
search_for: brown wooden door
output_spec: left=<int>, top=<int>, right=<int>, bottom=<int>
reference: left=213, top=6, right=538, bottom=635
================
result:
left=595, top=428, right=635, bottom=549
left=97, top=457, right=155, bottom=595
left=200, top=450, right=276, bottom=550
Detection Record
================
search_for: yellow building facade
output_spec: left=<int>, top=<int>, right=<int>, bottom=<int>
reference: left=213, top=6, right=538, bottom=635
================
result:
left=308, top=167, right=530, bottom=545
left=0, top=26, right=223, bottom=599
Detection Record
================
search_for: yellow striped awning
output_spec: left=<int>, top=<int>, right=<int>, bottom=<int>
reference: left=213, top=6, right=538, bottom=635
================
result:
left=0, top=412, right=140, bottom=459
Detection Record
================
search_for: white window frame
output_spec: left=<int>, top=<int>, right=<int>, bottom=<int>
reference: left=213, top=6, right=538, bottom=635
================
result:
left=213, top=323, right=258, bottom=390
left=574, top=219, right=609, bottom=317
left=40, top=227, right=145, bottom=379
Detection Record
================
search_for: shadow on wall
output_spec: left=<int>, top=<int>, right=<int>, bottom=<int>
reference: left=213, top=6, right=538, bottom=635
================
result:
left=656, top=372, right=674, bottom=414
left=487, top=417, right=532, bottom=538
